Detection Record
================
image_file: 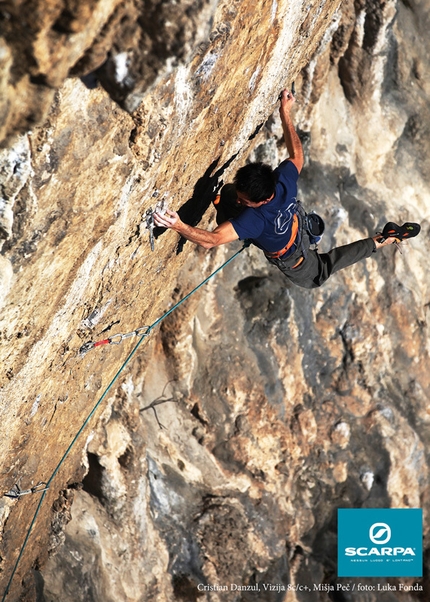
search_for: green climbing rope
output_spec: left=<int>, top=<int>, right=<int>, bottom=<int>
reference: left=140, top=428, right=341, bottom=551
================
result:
left=1, top=242, right=249, bottom=601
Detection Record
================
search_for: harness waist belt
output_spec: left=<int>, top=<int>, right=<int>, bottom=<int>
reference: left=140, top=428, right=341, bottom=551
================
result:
left=264, top=213, right=299, bottom=259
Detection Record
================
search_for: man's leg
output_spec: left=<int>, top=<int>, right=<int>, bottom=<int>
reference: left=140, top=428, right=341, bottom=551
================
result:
left=323, top=237, right=376, bottom=277
left=312, top=235, right=403, bottom=284
left=269, top=237, right=377, bottom=289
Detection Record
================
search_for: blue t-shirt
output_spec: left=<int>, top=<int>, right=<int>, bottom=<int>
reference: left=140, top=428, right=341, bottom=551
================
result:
left=230, top=160, right=299, bottom=253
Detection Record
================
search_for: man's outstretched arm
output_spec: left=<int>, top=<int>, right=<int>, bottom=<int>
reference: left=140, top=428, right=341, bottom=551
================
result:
left=153, top=209, right=239, bottom=249
left=279, top=89, right=304, bottom=174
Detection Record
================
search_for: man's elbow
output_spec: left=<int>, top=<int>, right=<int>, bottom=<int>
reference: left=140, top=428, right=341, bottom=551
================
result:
left=291, top=155, right=304, bottom=174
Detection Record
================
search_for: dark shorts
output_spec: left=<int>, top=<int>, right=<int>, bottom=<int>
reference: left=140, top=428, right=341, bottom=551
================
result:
left=267, top=238, right=376, bottom=289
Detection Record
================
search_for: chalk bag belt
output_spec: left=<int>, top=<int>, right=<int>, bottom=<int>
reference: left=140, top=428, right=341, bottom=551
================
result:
left=265, top=213, right=299, bottom=259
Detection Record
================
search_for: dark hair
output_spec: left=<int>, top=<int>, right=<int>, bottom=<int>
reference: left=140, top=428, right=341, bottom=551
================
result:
left=233, top=162, right=276, bottom=203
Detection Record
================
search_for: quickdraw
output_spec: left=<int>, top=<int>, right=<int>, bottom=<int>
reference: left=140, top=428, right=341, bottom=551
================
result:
left=79, top=326, right=152, bottom=355
left=4, top=481, right=49, bottom=500
left=144, top=199, right=169, bottom=251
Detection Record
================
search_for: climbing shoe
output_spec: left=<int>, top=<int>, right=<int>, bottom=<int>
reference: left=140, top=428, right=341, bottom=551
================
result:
left=378, top=221, right=421, bottom=243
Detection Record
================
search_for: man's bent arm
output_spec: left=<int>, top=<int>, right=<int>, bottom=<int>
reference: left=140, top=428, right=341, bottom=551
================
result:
left=279, top=89, right=304, bottom=173
left=153, top=209, right=239, bottom=249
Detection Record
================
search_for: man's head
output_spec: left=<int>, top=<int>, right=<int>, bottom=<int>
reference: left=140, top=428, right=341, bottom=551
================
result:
left=234, top=162, right=276, bottom=206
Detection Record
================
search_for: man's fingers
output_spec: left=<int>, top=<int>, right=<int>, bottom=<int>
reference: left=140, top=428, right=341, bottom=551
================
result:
left=154, top=209, right=178, bottom=228
left=154, top=214, right=170, bottom=227
left=279, top=88, right=296, bottom=99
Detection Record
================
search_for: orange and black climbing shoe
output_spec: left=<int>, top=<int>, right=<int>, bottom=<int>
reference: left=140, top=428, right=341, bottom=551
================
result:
left=378, top=222, right=421, bottom=243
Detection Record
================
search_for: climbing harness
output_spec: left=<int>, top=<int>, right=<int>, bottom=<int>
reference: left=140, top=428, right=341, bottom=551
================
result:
left=1, top=242, right=249, bottom=602
left=264, top=213, right=300, bottom=259
left=264, top=202, right=325, bottom=267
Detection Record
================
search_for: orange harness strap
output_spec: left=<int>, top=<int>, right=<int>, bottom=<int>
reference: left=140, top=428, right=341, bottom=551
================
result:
left=265, top=213, right=299, bottom=259
left=291, top=255, right=304, bottom=269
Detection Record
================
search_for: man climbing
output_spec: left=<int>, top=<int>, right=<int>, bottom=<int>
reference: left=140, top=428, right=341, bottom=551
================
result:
left=154, top=90, right=420, bottom=289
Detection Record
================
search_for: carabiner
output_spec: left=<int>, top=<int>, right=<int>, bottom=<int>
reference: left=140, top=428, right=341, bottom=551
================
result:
left=108, top=333, right=124, bottom=345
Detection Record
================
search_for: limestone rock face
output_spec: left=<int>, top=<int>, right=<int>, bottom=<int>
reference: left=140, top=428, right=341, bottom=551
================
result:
left=0, top=0, right=429, bottom=601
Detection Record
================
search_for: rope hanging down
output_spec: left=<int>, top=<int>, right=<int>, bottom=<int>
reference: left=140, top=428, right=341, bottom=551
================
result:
left=1, top=242, right=249, bottom=602
left=80, top=241, right=249, bottom=353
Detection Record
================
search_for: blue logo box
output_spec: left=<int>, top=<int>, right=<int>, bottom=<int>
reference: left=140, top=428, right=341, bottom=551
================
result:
left=338, top=508, right=422, bottom=577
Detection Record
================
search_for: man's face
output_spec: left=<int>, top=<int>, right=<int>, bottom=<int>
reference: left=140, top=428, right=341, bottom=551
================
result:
left=236, top=191, right=255, bottom=206
left=236, top=191, right=274, bottom=207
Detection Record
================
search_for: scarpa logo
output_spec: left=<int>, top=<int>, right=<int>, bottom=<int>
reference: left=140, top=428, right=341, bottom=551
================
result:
left=338, top=509, right=422, bottom=578
left=369, top=523, right=391, bottom=545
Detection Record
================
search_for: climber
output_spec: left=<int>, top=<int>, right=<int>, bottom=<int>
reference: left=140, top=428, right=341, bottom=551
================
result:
left=153, top=89, right=420, bottom=289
